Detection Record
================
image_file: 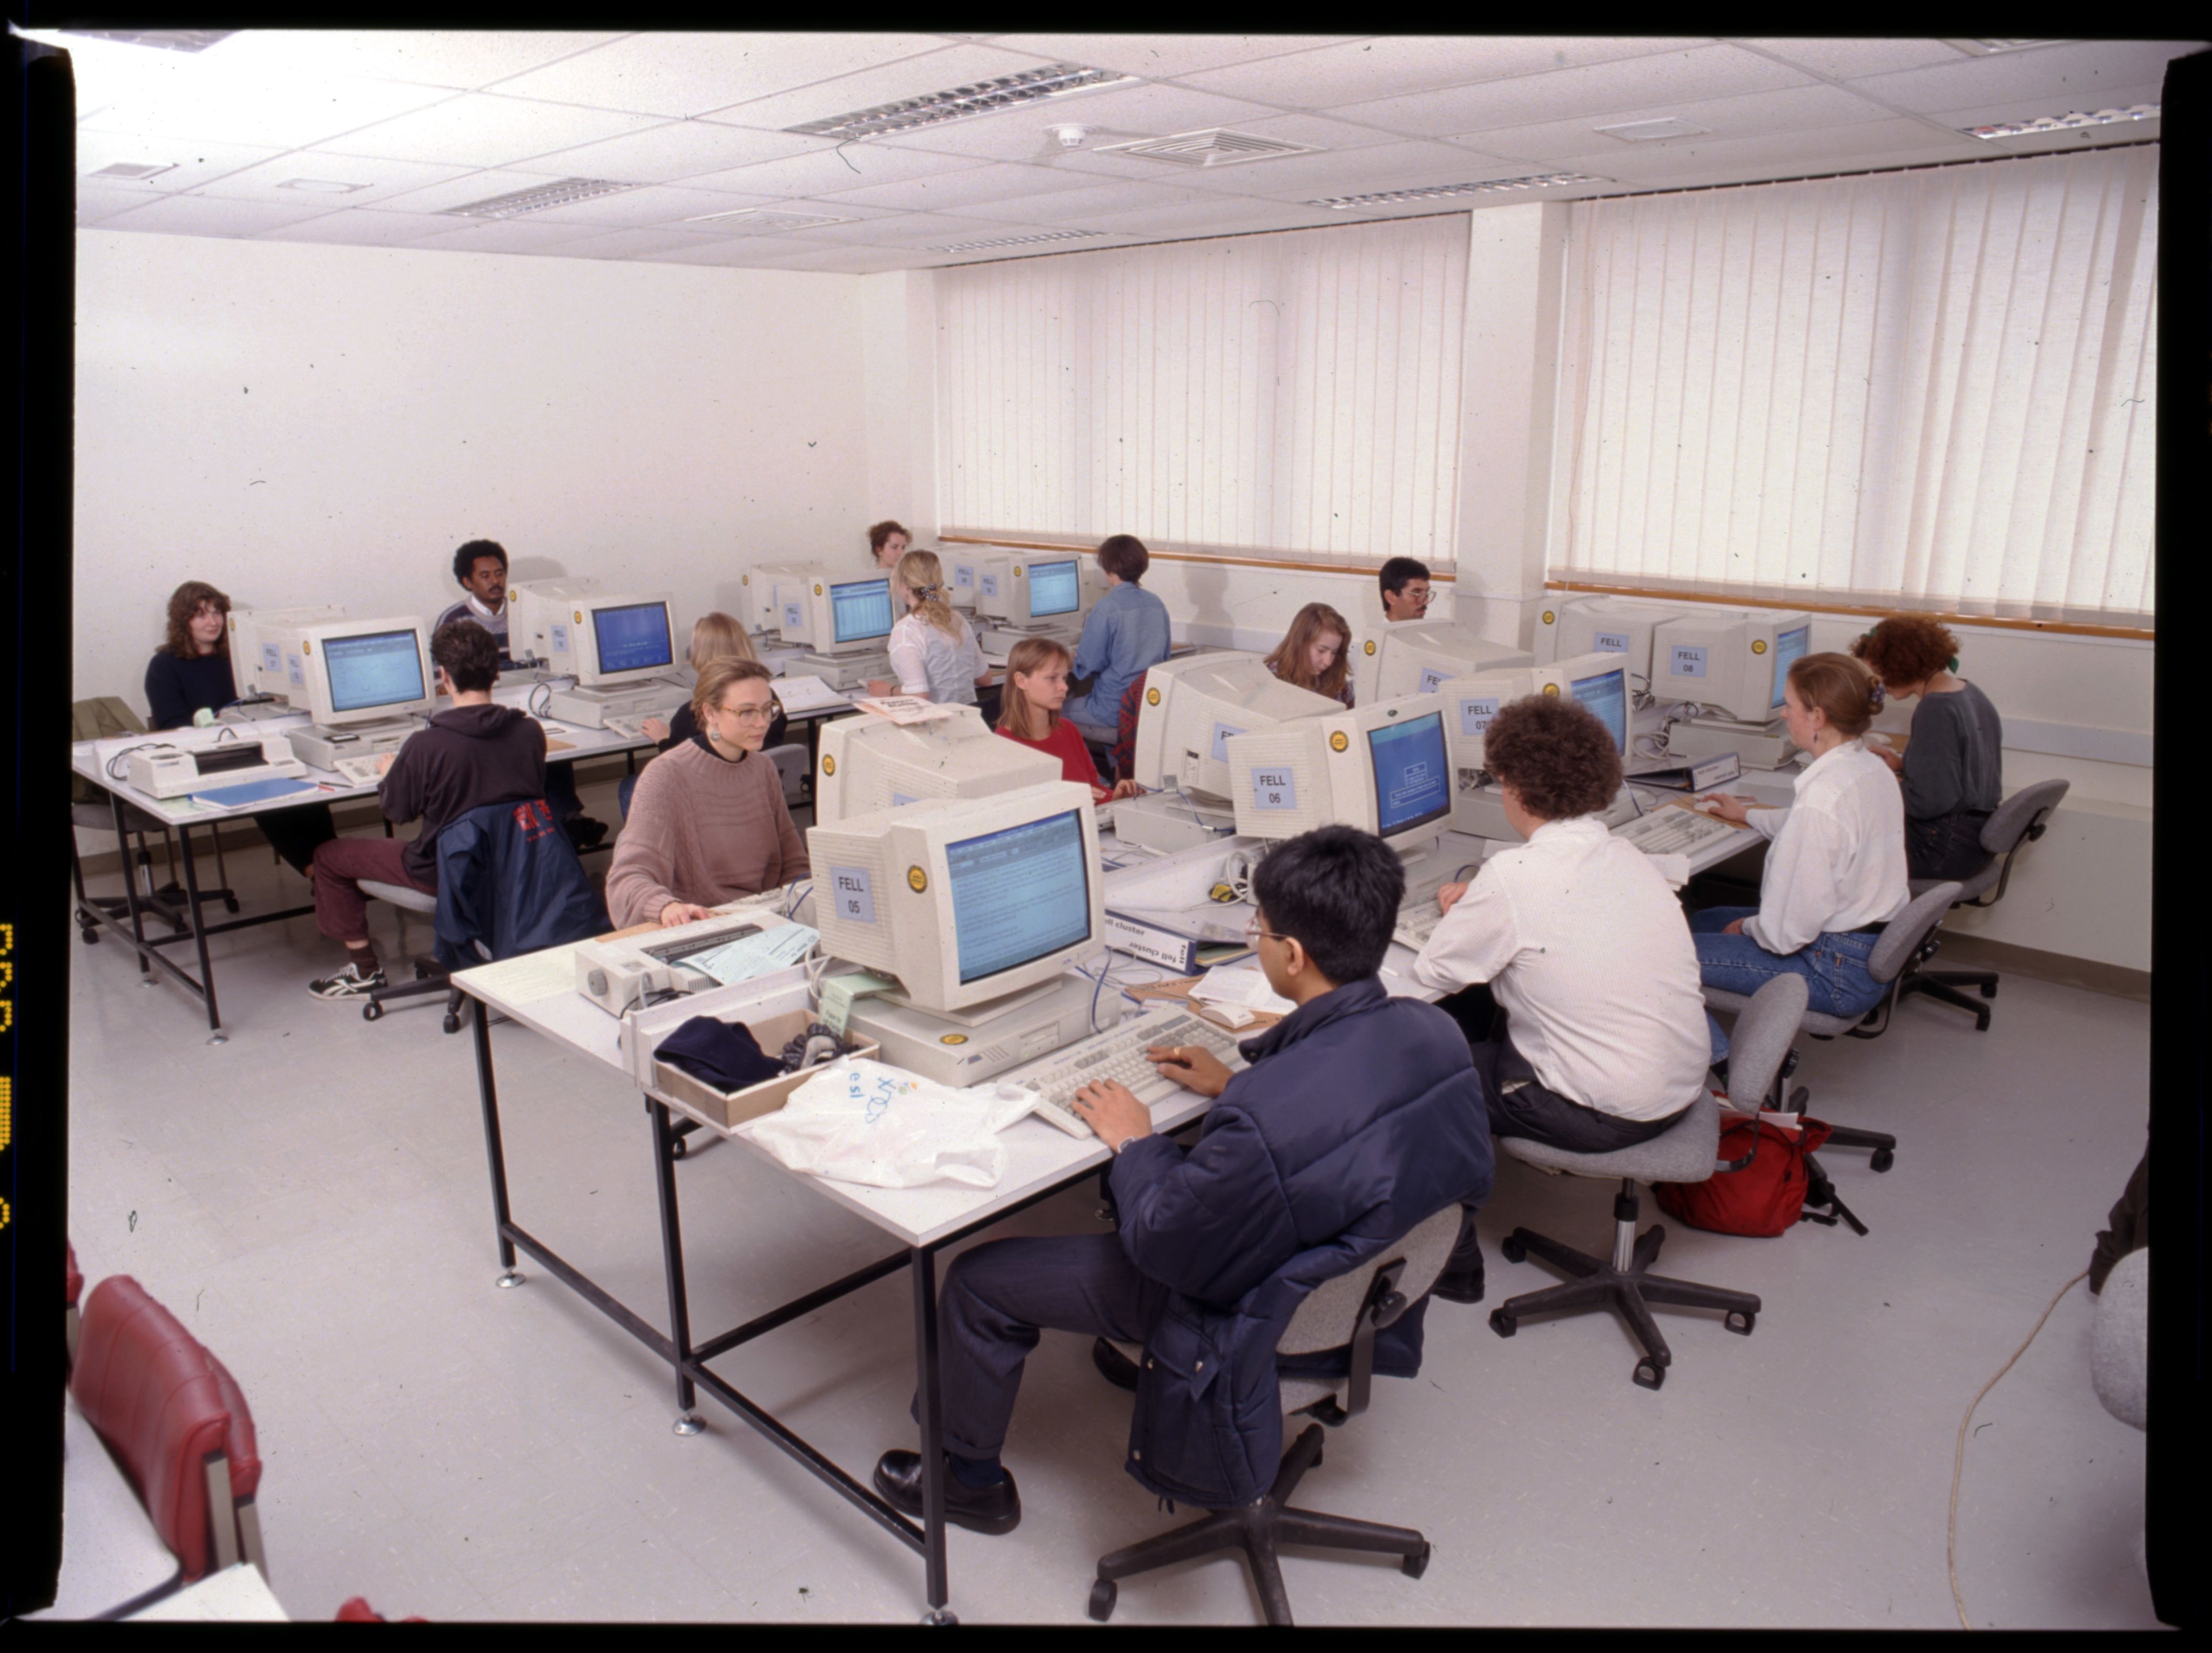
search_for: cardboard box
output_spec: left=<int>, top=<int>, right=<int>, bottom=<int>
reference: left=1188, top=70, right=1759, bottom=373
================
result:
left=623, top=981, right=877, bottom=1134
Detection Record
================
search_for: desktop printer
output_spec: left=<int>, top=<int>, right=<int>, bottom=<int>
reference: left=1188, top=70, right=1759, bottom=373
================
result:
left=127, top=738, right=307, bottom=799
left=573, top=902, right=807, bottom=1017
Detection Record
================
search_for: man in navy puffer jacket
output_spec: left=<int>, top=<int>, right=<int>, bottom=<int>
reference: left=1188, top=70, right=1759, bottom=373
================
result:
left=873, top=826, right=1494, bottom=1531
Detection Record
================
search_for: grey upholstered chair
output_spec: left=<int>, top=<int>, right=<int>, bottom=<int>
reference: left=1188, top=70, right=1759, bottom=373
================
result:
left=1901, top=779, right=2069, bottom=1030
left=1485, top=973, right=1798, bottom=1391
left=1086, top=1204, right=1462, bottom=1628
left=358, top=879, right=468, bottom=1032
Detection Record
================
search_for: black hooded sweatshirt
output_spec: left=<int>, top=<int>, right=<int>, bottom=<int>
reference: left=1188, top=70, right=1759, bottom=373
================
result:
left=379, top=702, right=547, bottom=885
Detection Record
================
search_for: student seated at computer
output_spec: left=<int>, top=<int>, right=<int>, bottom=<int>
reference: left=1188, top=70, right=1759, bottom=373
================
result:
left=144, top=579, right=336, bottom=878
left=621, top=613, right=786, bottom=817
left=306, top=622, right=547, bottom=1000
left=1263, top=602, right=1355, bottom=707
left=1850, top=615, right=2002, bottom=881
left=1692, top=652, right=1910, bottom=1033
left=864, top=550, right=992, bottom=705
left=867, top=519, right=911, bottom=570
left=868, top=825, right=1493, bottom=1533
left=994, top=637, right=1142, bottom=804
left=1409, top=695, right=1713, bottom=1296
left=1061, top=534, right=1172, bottom=744
left=434, top=538, right=603, bottom=851
left=605, top=658, right=809, bottom=929
left=1378, top=557, right=1433, bottom=624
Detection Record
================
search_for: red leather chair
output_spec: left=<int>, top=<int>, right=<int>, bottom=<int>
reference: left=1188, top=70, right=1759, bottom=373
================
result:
left=66, top=1240, right=85, bottom=1366
left=335, top=1597, right=428, bottom=1622
left=69, top=1276, right=267, bottom=1583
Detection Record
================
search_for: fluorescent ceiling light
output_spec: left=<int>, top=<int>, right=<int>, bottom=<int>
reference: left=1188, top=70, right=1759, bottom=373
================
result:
left=1944, top=39, right=2072, bottom=54
left=60, top=29, right=234, bottom=52
left=279, top=178, right=370, bottom=194
left=1093, top=129, right=1322, bottom=167
left=681, top=207, right=851, bottom=234
left=1594, top=117, right=1710, bottom=143
left=1311, top=173, right=1610, bottom=210
left=929, top=229, right=1106, bottom=253
left=1963, top=104, right=2158, bottom=139
left=443, top=178, right=637, bottom=219
left=785, top=63, right=1134, bottom=140
left=88, top=161, right=177, bottom=181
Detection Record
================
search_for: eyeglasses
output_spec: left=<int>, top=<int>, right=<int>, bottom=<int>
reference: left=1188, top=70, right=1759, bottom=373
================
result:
left=721, top=700, right=782, bottom=724
left=1243, top=916, right=1289, bottom=947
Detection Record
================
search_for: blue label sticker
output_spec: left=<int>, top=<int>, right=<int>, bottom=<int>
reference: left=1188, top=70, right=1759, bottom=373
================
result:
left=1417, top=665, right=1449, bottom=694
left=1595, top=630, right=1630, bottom=653
left=980, top=574, right=999, bottom=598
left=1210, top=722, right=1245, bottom=763
left=954, top=565, right=973, bottom=588
left=1670, top=646, right=1708, bottom=679
left=830, top=866, right=877, bottom=925
left=261, top=643, right=280, bottom=673
left=1457, top=695, right=1501, bottom=738
left=550, top=623, right=570, bottom=655
left=781, top=603, right=803, bottom=632
left=287, top=653, right=304, bottom=687
left=1251, top=768, right=1298, bottom=811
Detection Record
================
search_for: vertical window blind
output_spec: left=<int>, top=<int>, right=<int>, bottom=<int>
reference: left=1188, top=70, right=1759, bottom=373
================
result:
left=1554, top=146, right=2158, bottom=621
left=936, top=215, right=1468, bottom=566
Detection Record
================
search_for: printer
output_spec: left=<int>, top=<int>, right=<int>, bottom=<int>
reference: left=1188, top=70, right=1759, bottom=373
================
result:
left=127, top=737, right=307, bottom=799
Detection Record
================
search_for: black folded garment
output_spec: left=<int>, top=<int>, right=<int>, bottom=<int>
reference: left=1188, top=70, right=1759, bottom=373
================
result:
left=656, top=1016, right=785, bottom=1092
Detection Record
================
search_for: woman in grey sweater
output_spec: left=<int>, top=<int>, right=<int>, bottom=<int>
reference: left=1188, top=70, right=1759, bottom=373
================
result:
left=1852, top=615, right=2003, bottom=881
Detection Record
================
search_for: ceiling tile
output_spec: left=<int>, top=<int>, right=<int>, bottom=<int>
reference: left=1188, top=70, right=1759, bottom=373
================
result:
left=365, top=167, right=597, bottom=214
left=682, top=143, right=991, bottom=198
left=704, top=43, right=1078, bottom=132
left=541, top=226, right=741, bottom=260
left=93, top=193, right=343, bottom=237
left=868, top=80, right=1306, bottom=164
left=487, top=31, right=954, bottom=118
left=1174, top=36, right=1700, bottom=110
left=75, top=131, right=288, bottom=193
left=495, top=117, right=828, bottom=185
left=1074, top=197, right=1355, bottom=237
left=950, top=178, right=1231, bottom=225
left=1553, top=116, right=1986, bottom=185
left=638, top=236, right=858, bottom=268
left=1453, top=83, right=1897, bottom=165
left=194, top=30, right=624, bottom=92
left=1729, top=39, right=1973, bottom=81
left=316, top=92, right=666, bottom=168
left=1846, top=41, right=2198, bottom=116
left=982, top=33, right=1362, bottom=81
left=187, top=151, right=481, bottom=207
left=76, top=180, right=175, bottom=225
left=503, top=183, right=799, bottom=229
left=78, top=65, right=458, bottom=151
left=814, top=160, right=1125, bottom=213
left=257, top=208, right=464, bottom=246
left=403, top=218, right=614, bottom=254
left=1107, top=139, right=1525, bottom=204
left=1329, top=43, right=1815, bottom=137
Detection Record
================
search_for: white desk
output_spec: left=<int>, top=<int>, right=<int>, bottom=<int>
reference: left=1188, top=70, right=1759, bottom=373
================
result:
left=126, top=1564, right=289, bottom=1622
left=28, top=1398, right=184, bottom=1621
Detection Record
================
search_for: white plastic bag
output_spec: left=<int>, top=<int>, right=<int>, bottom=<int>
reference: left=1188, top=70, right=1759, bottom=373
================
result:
left=743, top=1059, right=1038, bottom=1190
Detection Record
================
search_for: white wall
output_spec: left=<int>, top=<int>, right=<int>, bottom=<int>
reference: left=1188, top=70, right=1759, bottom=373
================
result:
left=75, top=230, right=878, bottom=712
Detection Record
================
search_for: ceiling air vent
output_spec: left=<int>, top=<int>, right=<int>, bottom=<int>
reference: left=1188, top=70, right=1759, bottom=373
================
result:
left=1094, top=129, right=1322, bottom=168
left=1310, top=172, right=1610, bottom=210
left=682, top=207, right=852, bottom=234
left=1594, top=117, right=1710, bottom=143
left=90, top=161, right=177, bottom=181
left=785, top=63, right=1132, bottom=140
left=930, top=229, right=1106, bottom=253
left=443, top=178, right=637, bottom=219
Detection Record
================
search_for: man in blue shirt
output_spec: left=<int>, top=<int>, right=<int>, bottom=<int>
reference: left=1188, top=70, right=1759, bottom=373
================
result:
left=1062, top=535, right=1172, bottom=748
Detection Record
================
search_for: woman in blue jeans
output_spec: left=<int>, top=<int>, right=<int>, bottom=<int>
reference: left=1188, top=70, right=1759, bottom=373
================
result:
left=1691, top=651, right=1910, bottom=1057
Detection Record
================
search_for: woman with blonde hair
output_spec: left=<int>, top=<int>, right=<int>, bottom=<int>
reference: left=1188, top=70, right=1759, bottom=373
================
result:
left=996, top=635, right=1141, bottom=804
left=868, top=549, right=990, bottom=705
left=624, top=613, right=784, bottom=817
left=1263, top=602, right=1355, bottom=707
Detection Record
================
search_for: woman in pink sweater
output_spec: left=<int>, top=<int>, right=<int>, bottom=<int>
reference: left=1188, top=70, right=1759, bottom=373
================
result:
left=606, top=658, right=810, bottom=928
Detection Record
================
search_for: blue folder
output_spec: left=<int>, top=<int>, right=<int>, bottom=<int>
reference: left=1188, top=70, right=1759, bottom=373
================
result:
left=192, top=777, right=320, bottom=808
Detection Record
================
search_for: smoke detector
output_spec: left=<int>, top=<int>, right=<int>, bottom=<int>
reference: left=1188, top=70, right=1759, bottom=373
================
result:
left=1048, top=124, right=1092, bottom=149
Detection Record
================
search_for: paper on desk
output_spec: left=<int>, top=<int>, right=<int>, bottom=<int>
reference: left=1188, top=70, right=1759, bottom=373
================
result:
left=685, top=922, right=819, bottom=987
left=1190, top=966, right=1296, bottom=1018
left=853, top=695, right=961, bottom=725
left=456, top=945, right=584, bottom=1005
left=773, top=673, right=851, bottom=714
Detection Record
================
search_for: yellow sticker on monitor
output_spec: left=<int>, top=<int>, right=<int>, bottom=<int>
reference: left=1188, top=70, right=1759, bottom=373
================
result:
left=1541, top=609, right=1556, bottom=625
left=1329, top=731, right=1350, bottom=752
left=1363, top=639, right=1377, bottom=656
left=1751, top=638, right=1768, bottom=654
left=573, top=610, right=583, bottom=624
left=820, top=754, right=836, bottom=775
left=814, top=583, right=824, bottom=596
left=907, top=866, right=928, bottom=893
left=1543, top=683, right=1561, bottom=696
left=1146, top=687, right=1161, bottom=706
left=940, top=1033, right=968, bottom=1045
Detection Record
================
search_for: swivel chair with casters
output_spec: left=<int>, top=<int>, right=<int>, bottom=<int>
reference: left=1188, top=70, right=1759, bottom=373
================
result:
left=358, top=879, right=468, bottom=1031
left=765, top=741, right=811, bottom=809
left=1086, top=1204, right=1460, bottom=1628
left=1899, top=779, right=2069, bottom=1031
left=1485, top=974, right=1797, bottom=1391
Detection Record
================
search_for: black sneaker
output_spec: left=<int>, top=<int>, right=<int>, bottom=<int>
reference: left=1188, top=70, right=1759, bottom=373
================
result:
left=1091, top=1337, right=1141, bottom=1392
left=872, top=1451, right=1021, bottom=1536
left=308, top=961, right=387, bottom=1000
left=1432, top=1261, right=1486, bottom=1304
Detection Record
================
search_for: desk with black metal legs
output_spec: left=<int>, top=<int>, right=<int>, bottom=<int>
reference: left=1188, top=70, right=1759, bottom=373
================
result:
left=448, top=949, right=1211, bottom=1625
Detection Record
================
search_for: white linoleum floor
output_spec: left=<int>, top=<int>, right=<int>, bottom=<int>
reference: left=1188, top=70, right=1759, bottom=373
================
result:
left=60, top=800, right=2162, bottom=1627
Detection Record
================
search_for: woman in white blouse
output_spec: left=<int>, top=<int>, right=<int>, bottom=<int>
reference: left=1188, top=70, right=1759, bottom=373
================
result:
left=1691, top=652, right=1910, bottom=1023
left=867, top=549, right=990, bottom=705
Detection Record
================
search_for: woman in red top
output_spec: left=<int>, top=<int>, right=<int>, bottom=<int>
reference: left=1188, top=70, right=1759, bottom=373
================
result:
left=996, top=636, right=1143, bottom=803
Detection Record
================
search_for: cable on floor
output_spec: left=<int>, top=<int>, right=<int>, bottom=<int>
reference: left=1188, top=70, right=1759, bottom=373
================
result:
left=1947, top=1266, right=2090, bottom=1630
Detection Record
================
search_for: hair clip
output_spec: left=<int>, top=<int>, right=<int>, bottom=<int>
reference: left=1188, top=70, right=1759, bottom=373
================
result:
left=1867, top=680, right=1886, bottom=712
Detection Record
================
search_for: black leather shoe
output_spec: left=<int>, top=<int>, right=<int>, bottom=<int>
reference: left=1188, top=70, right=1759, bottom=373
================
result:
left=1091, top=1336, right=1141, bottom=1392
left=1432, top=1264, right=1485, bottom=1304
left=872, top=1451, right=1021, bottom=1536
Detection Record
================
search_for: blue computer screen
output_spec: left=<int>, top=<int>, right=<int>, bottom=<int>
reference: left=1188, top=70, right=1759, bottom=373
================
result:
left=832, top=578, right=895, bottom=644
left=1368, top=713, right=1452, bottom=836
left=1570, top=666, right=1630, bottom=754
left=1027, top=559, right=1080, bottom=618
left=324, top=630, right=426, bottom=714
left=1770, top=624, right=1811, bottom=710
left=948, top=808, right=1091, bottom=985
left=592, top=602, right=674, bottom=675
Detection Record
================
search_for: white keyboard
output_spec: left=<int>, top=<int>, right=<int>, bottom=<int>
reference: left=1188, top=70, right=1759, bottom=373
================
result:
left=1393, top=902, right=1443, bottom=952
left=1614, top=804, right=1746, bottom=858
left=601, top=714, right=659, bottom=741
left=999, top=1009, right=1250, bottom=1138
left=332, top=755, right=385, bottom=786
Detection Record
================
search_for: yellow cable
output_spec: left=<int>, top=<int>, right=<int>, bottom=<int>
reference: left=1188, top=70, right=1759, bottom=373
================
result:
left=1948, top=1266, right=2092, bottom=1630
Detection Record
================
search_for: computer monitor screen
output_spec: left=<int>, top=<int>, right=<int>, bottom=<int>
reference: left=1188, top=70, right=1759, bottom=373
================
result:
left=1770, top=624, right=1810, bottom=710
left=831, top=577, right=895, bottom=645
left=1367, top=711, right=1452, bottom=837
left=1027, top=559, right=1081, bottom=618
left=1568, top=663, right=1630, bottom=755
left=325, top=629, right=428, bottom=715
left=592, top=602, right=675, bottom=677
left=947, top=808, right=1092, bottom=986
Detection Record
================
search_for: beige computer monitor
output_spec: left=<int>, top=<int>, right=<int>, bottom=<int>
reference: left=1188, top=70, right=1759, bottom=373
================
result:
left=813, top=706, right=1061, bottom=827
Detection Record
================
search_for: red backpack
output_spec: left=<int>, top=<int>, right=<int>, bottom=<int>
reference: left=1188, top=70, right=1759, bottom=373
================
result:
left=1654, top=1115, right=1836, bottom=1237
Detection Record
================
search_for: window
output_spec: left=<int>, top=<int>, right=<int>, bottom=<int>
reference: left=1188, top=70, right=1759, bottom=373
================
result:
left=1554, top=146, right=2157, bottom=622
left=936, top=215, right=1468, bottom=567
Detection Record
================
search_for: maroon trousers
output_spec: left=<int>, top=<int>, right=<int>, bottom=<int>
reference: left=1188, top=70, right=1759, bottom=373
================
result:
left=312, top=837, right=435, bottom=944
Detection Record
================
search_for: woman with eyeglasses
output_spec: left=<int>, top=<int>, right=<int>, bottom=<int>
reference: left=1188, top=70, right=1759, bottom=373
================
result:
left=605, top=657, right=808, bottom=928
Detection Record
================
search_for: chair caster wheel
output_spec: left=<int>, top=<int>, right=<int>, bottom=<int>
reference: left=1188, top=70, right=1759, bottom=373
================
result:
left=80, top=927, right=98, bottom=944
left=1501, top=1234, right=1527, bottom=1264
left=1489, top=1310, right=1517, bottom=1339
left=1725, top=1310, right=1756, bottom=1335
left=443, top=1013, right=462, bottom=1034
left=670, top=1136, right=687, bottom=1161
left=1634, top=1359, right=1665, bottom=1391
left=362, top=1001, right=383, bottom=1022
left=1870, top=1149, right=1895, bottom=1173
left=414, top=963, right=434, bottom=981
left=1402, top=1542, right=1431, bottom=1580
left=224, top=895, right=240, bottom=914
left=924, top=1608, right=959, bottom=1626
left=1979, top=983, right=1997, bottom=1000
left=1088, top=1580, right=1117, bottom=1622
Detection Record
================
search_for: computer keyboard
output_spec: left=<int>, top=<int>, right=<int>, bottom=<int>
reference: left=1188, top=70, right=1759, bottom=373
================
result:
left=1613, top=804, right=1746, bottom=858
left=998, top=1009, right=1250, bottom=1139
left=1393, top=902, right=1443, bottom=952
left=601, top=714, right=660, bottom=741
left=332, top=755, right=386, bottom=786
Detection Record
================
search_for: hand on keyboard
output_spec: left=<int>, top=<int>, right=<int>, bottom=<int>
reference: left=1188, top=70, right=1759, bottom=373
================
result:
left=1068, top=1079, right=1155, bottom=1153
left=1141, top=1041, right=1235, bottom=1098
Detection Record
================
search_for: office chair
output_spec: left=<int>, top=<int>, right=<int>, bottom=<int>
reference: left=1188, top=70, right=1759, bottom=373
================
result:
left=1898, top=779, right=2070, bottom=1031
left=1087, top=1204, right=1460, bottom=1628
left=1485, top=974, right=1795, bottom=1391
left=357, top=879, right=462, bottom=1030
left=1703, top=882, right=1963, bottom=1223
left=765, top=742, right=811, bottom=809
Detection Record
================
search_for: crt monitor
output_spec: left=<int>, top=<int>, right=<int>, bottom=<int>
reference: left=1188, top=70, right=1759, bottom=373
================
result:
left=975, top=555, right=1085, bottom=625
left=739, top=562, right=810, bottom=632
left=1360, top=619, right=1533, bottom=704
left=1225, top=697, right=1454, bottom=853
left=813, top=704, right=1061, bottom=826
left=775, top=568, right=896, bottom=656
left=230, top=605, right=342, bottom=699
left=295, top=618, right=434, bottom=727
left=807, top=780, right=1103, bottom=1014
left=1533, top=595, right=1699, bottom=681
left=1129, top=652, right=1342, bottom=801
left=1552, top=651, right=1631, bottom=756
left=1650, top=610, right=1813, bottom=721
left=943, top=549, right=983, bottom=610
left=509, top=587, right=677, bottom=686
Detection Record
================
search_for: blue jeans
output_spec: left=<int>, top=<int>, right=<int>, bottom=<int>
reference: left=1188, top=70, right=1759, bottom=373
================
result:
left=1691, top=906, right=1885, bottom=1060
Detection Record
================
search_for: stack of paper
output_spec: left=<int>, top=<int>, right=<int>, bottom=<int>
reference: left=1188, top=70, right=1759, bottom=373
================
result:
left=1189, top=966, right=1296, bottom=1020
left=774, top=674, right=852, bottom=715
left=684, top=923, right=819, bottom=987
